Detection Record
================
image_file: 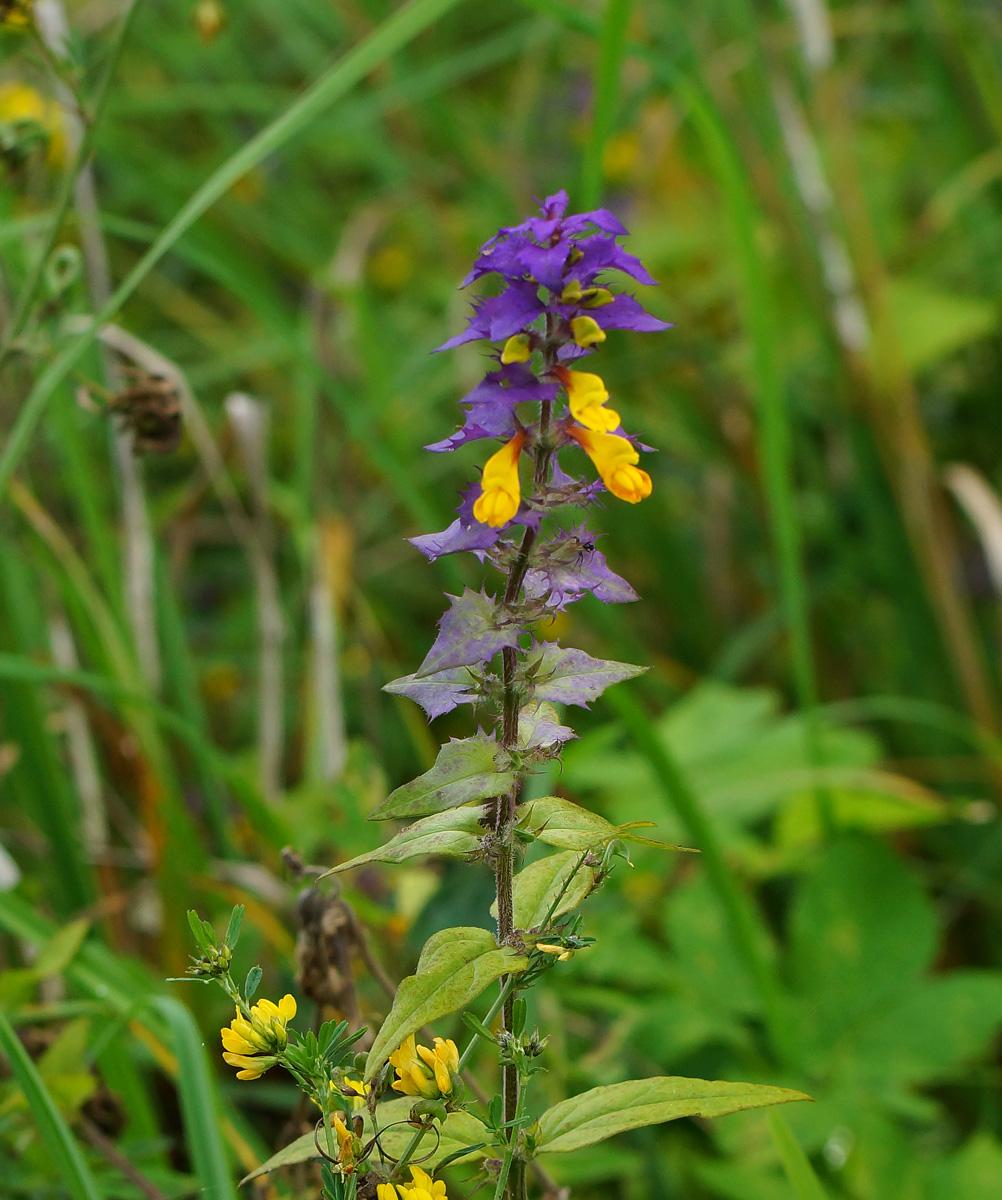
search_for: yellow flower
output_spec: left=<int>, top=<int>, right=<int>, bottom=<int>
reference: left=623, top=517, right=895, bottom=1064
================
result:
left=472, top=430, right=524, bottom=528
left=389, top=1034, right=460, bottom=1099
left=379, top=1166, right=448, bottom=1200
left=501, top=333, right=531, bottom=363
left=567, top=426, right=652, bottom=504
left=570, top=316, right=606, bottom=348
left=554, top=367, right=620, bottom=433
left=1, top=0, right=32, bottom=30
left=220, top=993, right=296, bottom=1078
left=0, top=82, right=66, bottom=165
left=536, top=941, right=575, bottom=962
left=333, top=1076, right=370, bottom=1111
left=558, top=280, right=613, bottom=308
left=332, top=1112, right=356, bottom=1171
left=221, top=1052, right=272, bottom=1080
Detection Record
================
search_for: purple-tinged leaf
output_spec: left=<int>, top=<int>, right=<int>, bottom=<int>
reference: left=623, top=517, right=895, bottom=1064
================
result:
left=417, top=589, right=521, bottom=677
left=525, top=526, right=639, bottom=610
left=369, top=732, right=515, bottom=821
left=383, top=666, right=481, bottom=720
left=525, top=642, right=647, bottom=707
left=409, top=519, right=502, bottom=563
left=518, top=701, right=577, bottom=751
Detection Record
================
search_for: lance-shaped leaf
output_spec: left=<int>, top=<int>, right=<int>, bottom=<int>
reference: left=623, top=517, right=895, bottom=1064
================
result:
left=518, top=701, right=577, bottom=750
left=322, top=807, right=487, bottom=875
left=520, top=796, right=688, bottom=853
left=493, top=849, right=597, bottom=931
left=534, top=1077, right=812, bottom=1155
left=242, top=1102, right=486, bottom=1182
left=365, top=927, right=528, bottom=1080
left=383, top=666, right=481, bottom=720
left=370, top=732, right=515, bottom=821
left=417, top=589, right=521, bottom=677
left=524, top=642, right=647, bottom=707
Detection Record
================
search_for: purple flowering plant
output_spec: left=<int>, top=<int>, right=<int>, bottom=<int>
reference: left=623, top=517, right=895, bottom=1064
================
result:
left=183, top=193, right=808, bottom=1200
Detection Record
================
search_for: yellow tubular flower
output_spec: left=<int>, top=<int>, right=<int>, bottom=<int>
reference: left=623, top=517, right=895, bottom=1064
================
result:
left=500, top=333, right=531, bottom=363
left=568, top=426, right=652, bottom=504
left=0, top=82, right=66, bottom=165
left=555, top=367, right=620, bottom=433
left=570, top=316, right=606, bottom=348
left=472, top=430, right=525, bottom=528
left=221, top=1052, right=271, bottom=1080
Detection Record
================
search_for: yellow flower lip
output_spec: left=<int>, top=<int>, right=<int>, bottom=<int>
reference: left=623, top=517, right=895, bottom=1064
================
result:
left=472, top=430, right=525, bottom=528
left=570, top=315, right=606, bottom=348
left=567, top=425, right=652, bottom=504
left=501, top=333, right=532, bottom=363
left=554, top=367, right=621, bottom=433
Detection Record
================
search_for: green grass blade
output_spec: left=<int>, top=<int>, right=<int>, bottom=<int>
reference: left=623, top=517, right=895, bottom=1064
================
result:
left=578, top=0, right=633, bottom=208
left=0, top=0, right=467, bottom=500
left=0, top=1011, right=102, bottom=1200
left=677, top=75, right=835, bottom=837
left=154, top=996, right=237, bottom=1200
left=768, top=1111, right=830, bottom=1200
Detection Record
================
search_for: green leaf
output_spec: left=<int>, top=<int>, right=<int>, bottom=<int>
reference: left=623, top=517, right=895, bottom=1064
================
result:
left=323, top=806, right=486, bottom=874
left=224, top=905, right=245, bottom=949
left=364, top=928, right=528, bottom=1080
left=33, top=919, right=90, bottom=978
left=370, top=733, right=515, bottom=820
left=887, top=276, right=997, bottom=373
left=0, top=1011, right=102, bottom=1200
left=154, top=997, right=237, bottom=1200
left=502, top=849, right=597, bottom=931
left=187, top=910, right=213, bottom=953
left=520, top=796, right=682, bottom=852
left=789, top=837, right=936, bottom=1043
left=244, top=966, right=263, bottom=1001
left=534, top=1077, right=811, bottom=1154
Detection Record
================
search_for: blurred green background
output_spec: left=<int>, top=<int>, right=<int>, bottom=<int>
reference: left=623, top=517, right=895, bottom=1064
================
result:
left=2, top=0, right=1002, bottom=1196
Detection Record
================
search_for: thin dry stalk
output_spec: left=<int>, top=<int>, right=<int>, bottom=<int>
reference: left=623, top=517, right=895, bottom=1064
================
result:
left=226, top=393, right=285, bottom=802
left=36, top=0, right=161, bottom=693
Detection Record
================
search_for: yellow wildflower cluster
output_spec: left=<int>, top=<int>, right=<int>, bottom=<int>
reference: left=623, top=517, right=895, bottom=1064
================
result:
left=377, top=1166, right=447, bottom=1200
left=388, top=1034, right=460, bottom=1099
left=220, top=993, right=296, bottom=1079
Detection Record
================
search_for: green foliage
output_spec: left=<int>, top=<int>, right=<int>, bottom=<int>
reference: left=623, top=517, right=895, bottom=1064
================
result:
left=370, top=733, right=517, bottom=820
left=364, top=928, right=529, bottom=1079
left=2, top=0, right=1002, bottom=1196
left=534, top=1077, right=811, bottom=1155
